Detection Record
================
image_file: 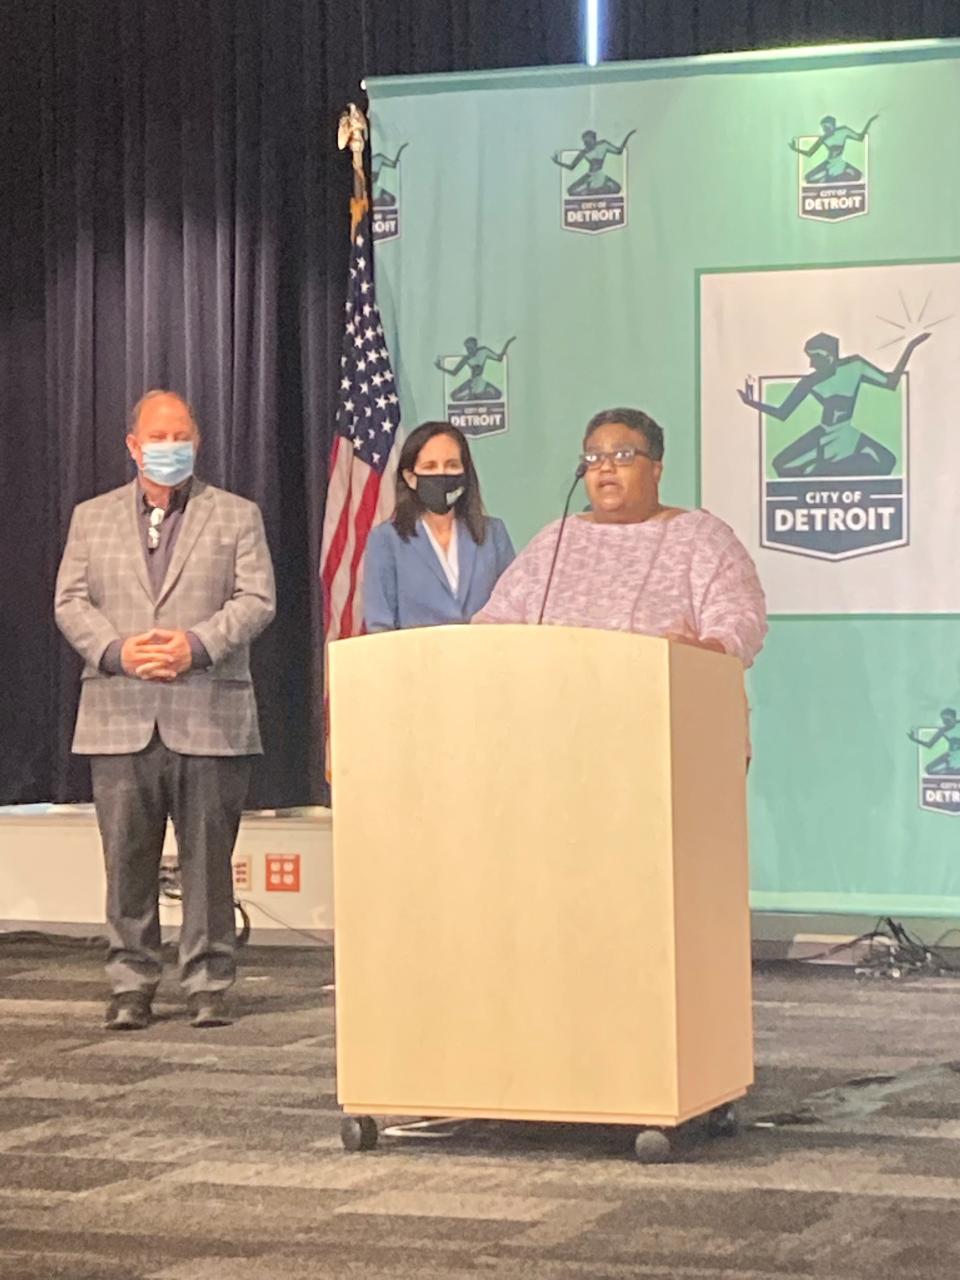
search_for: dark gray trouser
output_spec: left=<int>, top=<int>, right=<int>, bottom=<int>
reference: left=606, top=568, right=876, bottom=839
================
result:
left=90, top=733, right=252, bottom=998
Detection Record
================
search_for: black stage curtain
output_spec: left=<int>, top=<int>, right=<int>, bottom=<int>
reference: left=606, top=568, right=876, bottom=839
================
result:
left=602, top=0, right=960, bottom=60
left=0, top=0, right=581, bottom=808
left=359, top=0, right=582, bottom=74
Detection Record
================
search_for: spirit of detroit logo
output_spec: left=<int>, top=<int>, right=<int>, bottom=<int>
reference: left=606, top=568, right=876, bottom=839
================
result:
left=435, top=336, right=515, bottom=438
left=909, top=709, right=960, bottom=816
left=371, top=144, right=406, bottom=243
left=790, top=113, right=877, bottom=222
left=552, top=128, right=634, bottom=234
left=737, top=329, right=929, bottom=559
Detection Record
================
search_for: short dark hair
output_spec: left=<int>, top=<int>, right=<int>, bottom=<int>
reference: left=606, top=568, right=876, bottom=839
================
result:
left=393, top=422, right=488, bottom=544
left=583, top=408, right=664, bottom=461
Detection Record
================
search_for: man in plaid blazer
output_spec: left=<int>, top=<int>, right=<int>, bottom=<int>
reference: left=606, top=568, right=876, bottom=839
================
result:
left=55, top=390, right=276, bottom=1031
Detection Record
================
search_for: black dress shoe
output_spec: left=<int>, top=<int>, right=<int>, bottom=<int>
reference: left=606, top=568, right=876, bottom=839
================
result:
left=105, top=992, right=152, bottom=1031
left=187, top=991, right=233, bottom=1028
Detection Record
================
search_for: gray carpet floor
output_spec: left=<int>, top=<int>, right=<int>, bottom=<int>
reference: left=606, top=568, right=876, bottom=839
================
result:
left=1, top=938, right=959, bottom=1279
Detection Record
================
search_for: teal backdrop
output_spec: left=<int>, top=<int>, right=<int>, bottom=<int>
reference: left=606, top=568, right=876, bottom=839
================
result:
left=367, top=40, right=960, bottom=915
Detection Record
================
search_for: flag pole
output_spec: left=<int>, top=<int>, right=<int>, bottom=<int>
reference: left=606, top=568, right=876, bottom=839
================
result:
left=337, top=102, right=370, bottom=235
left=325, top=102, right=404, bottom=786
left=325, top=104, right=370, bottom=783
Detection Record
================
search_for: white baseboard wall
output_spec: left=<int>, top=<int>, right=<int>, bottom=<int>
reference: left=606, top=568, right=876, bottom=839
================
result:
left=1, top=806, right=957, bottom=955
left=0, top=806, right=333, bottom=945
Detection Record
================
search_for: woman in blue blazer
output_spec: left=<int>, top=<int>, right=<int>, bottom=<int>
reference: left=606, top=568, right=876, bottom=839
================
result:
left=364, top=422, right=515, bottom=632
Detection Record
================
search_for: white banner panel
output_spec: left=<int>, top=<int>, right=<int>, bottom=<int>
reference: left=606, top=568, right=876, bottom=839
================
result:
left=700, top=261, right=960, bottom=614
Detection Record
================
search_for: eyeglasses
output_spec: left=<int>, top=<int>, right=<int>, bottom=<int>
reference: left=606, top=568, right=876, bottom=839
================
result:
left=579, top=446, right=652, bottom=470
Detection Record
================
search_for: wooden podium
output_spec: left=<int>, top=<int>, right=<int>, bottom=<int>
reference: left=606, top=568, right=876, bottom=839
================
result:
left=329, top=625, right=752, bottom=1154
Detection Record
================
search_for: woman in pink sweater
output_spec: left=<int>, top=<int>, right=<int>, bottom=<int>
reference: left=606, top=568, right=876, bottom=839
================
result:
left=472, top=407, right=767, bottom=670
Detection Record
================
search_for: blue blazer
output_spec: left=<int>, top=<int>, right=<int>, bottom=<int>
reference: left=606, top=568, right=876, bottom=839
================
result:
left=363, top=517, right=515, bottom=631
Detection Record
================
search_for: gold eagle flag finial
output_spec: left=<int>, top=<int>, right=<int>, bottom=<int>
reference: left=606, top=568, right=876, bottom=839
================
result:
left=338, top=102, right=369, bottom=219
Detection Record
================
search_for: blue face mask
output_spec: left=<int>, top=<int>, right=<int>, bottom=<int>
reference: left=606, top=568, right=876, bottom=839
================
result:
left=140, top=442, right=196, bottom=487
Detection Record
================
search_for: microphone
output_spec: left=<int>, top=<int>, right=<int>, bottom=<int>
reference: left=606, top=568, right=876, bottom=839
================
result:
left=537, top=462, right=587, bottom=625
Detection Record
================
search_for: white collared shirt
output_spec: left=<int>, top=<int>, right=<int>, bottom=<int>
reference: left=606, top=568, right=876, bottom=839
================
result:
left=422, top=518, right=459, bottom=594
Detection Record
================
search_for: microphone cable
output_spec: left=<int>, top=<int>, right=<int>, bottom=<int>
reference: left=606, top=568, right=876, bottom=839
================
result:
left=537, top=462, right=587, bottom=625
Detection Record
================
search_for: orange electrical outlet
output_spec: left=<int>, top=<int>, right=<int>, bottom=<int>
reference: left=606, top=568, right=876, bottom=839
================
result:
left=265, top=854, right=301, bottom=892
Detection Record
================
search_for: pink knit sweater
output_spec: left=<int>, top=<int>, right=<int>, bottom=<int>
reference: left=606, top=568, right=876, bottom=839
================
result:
left=472, top=509, right=767, bottom=666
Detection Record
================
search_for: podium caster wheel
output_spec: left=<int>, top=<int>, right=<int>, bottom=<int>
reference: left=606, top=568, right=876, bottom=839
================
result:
left=706, top=1104, right=739, bottom=1139
left=341, top=1116, right=378, bottom=1152
left=633, top=1129, right=672, bottom=1164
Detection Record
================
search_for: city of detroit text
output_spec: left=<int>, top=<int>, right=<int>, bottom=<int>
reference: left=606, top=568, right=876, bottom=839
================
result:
left=924, top=785, right=960, bottom=807
left=772, top=488, right=897, bottom=533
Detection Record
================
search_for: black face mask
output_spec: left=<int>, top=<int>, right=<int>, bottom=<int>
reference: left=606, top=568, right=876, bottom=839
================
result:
left=415, top=472, right=466, bottom=515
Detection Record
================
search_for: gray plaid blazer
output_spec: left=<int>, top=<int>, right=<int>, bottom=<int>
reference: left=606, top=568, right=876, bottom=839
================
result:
left=55, top=479, right=276, bottom=756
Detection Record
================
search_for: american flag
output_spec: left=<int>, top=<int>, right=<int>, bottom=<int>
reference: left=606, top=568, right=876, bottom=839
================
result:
left=320, top=196, right=402, bottom=647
